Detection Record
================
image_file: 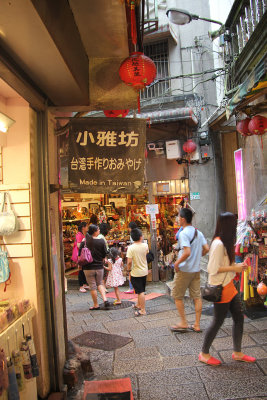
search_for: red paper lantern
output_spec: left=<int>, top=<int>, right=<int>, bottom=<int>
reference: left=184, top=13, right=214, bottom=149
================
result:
left=119, top=52, right=157, bottom=91
left=103, top=109, right=129, bottom=118
left=257, top=281, right=267, bottom=296
left=248, top=115, right=267, bottom=136
left=183, top=139, right=197, bottom=154
left=236, top=118, right=252, bottom=136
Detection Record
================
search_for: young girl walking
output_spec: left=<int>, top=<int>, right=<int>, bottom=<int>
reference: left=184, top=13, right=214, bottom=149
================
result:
left=105, top=247, right=124, bottom=305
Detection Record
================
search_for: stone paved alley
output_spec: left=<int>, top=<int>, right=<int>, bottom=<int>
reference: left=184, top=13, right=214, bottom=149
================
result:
left=66, top=282, right=267, bottom=400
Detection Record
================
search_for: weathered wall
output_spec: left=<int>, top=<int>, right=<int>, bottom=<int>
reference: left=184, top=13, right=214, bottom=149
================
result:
left=189, top=132, right=225, bottom=239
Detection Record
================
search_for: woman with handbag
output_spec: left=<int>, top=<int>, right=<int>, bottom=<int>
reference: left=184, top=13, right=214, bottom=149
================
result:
left=79, top=224, right=110, bottom=310
left=199, top=212, right=256, bottom=366
left=71, top=222, right=90, bottom=293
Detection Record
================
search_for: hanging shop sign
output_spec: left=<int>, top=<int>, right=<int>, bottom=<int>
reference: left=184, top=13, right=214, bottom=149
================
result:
left=68, top=118, right=146, bottom=194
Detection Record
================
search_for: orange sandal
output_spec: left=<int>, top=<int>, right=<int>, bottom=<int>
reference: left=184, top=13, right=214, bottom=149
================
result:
left=198, top=353, right=221, bottom=366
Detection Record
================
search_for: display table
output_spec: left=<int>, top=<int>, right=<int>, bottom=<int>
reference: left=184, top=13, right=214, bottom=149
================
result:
left=0, top=308, right=37, bottom=400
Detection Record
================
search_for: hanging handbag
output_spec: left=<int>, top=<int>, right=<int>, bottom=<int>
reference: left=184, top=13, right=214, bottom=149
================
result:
left=201, top=273, right=228, bottom=302
left=0, top=192, right=19, bottom=236
left=78, top=241, right=93, bottom=266
left=0, top=248, right=11, bottom=292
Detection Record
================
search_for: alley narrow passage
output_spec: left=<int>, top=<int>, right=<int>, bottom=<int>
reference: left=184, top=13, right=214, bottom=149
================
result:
left=66, top=282, right=267, bottom=400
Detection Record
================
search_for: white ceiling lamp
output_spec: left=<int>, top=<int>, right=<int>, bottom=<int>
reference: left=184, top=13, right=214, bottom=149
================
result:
left=0, top=112, right=15, bottom=133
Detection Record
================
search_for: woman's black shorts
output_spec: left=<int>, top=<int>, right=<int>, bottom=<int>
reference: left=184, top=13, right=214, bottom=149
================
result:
left=130, top=275, right=147, bottom=294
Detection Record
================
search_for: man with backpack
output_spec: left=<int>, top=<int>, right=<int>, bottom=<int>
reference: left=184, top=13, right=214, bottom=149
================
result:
left=171, top=208, right=209, bottom=333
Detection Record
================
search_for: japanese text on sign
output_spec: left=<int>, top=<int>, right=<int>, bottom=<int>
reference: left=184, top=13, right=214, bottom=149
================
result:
left=70, top=157, right=142, bottom=171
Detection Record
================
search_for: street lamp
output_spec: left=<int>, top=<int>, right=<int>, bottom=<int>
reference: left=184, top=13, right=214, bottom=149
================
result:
left=166, top=8, right=224, bottom=40
left=166, top=8, right=223, bottom=26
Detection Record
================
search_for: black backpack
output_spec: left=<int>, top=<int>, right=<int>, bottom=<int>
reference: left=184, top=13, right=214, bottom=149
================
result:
left=146, top=250, right=154, bottom=264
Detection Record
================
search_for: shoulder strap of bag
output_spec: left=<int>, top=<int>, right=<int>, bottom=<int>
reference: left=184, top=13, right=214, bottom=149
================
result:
left=0, top=192, right=5, bottom=213
left=4, top=192, right=12, bottom=212
left=190, top=228, right=198, bottom=245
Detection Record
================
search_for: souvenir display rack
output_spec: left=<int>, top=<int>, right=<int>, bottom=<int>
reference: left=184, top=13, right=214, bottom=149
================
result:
left=0, top=308, right=38, bottom=400
left=236, top=208, right=267, bottom=307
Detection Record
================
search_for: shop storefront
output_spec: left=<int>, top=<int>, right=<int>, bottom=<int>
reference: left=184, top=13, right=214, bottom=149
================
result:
left=234, top=134, right=267, bottom=313
left=59, top=117, right=192, bottom=283
left=0, top=79, right=63, bottom=398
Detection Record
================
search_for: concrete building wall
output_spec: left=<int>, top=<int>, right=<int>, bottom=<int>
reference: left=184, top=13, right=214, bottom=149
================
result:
left=154, top=0, right=228, bottom=237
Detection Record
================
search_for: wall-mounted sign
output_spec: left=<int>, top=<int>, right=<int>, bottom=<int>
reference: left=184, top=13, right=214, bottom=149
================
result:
left=234, top=148, right=246, bottom=220
left=146, top=204, right=159, bottom=215
left=157, top=182, right=170, bottom=192
left=190, top=192, right=200, bottom=200
left=68, top=118, right=146, bottom=193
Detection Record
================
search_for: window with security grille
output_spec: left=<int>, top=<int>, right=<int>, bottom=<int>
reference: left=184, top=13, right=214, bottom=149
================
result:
left=142, top=40, right=170, bottom=100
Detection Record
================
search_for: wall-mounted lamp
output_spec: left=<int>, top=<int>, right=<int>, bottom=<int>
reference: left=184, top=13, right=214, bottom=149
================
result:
left=166, top=8, right=223, bottom=27
left=166, top=8, right=224, bottom=40
left=0, top=112, right=15, bottom=133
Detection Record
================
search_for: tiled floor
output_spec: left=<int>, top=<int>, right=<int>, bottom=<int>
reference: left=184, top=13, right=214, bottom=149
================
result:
left=66, top=282, right=267, bottom=400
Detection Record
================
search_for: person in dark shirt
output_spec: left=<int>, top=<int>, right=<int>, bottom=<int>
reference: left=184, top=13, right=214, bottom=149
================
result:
left=79, top=224, right=109, bottom=309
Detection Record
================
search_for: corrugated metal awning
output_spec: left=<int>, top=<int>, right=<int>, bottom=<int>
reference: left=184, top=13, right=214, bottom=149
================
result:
left=137, top=107, right=198, bottom=125
left=226, top=53, right=267, bottom=118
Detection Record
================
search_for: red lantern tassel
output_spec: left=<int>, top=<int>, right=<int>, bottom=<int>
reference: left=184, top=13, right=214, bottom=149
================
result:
left=131, top=1, right=137, bottom=45
left=137, top=93, right=141, bottom=113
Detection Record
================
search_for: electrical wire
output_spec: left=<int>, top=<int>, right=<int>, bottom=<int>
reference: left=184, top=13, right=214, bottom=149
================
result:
left=161, top=73, right=226, bottom=94
left=148, top=68, right=226, bottom=87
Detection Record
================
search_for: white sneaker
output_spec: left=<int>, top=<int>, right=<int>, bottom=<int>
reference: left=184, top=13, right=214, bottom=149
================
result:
left=79, top=287, right=87, bottom=293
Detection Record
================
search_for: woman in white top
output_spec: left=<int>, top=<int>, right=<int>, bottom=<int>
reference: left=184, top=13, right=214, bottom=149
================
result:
left=199, top=212, right=256, bottom=366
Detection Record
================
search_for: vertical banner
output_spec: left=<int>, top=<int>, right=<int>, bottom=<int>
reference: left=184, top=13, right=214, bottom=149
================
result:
left=234, top=148, right=247, bottom=220
left=68, top=118, right=146, bottom=193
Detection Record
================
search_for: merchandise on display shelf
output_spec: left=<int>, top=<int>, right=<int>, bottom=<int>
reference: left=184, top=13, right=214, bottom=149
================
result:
left=236, top=207, right=267, bottom=306
left=62, top=192, right=191, bottom=282
left=0, top=300, right=31, bottom=333
left=0, top=308, right=38, bottom=398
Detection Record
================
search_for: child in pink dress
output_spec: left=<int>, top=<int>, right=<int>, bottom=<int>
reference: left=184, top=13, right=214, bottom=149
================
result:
left=105, top=247, right=124, bottom=305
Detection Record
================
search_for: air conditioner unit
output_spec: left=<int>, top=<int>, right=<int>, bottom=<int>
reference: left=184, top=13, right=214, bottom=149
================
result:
left=166, top=140, right=182, bottom=159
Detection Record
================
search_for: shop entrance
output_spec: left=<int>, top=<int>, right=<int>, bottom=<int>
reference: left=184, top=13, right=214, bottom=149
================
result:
left=62, top=177, right=190, bottom=288
left=62, top=192, right=151, bottom=288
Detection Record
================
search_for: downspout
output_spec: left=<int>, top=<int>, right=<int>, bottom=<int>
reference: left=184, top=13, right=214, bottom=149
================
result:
left=37, top=110, right=60, bottom=391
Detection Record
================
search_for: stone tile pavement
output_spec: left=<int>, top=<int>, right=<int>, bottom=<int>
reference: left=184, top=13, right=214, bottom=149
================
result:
left=66, top=282, right=267, bottom=400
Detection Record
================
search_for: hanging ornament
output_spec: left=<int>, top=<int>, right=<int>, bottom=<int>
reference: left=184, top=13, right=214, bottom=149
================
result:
left=119, top=52, right=157, bottom=113
left=257, top=281, right=267, bottom=297
left=104, top=110, right=129, bottom=118
left=183, top=139, right=197, bottom=154
left=236, top=118, right=252, bottom=136
left=126, top=0, right=141, bottom=45
left=248, top=115, right=267, bottom=135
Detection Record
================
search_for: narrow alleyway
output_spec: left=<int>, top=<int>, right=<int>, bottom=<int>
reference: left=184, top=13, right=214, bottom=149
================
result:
left=66, top=282, right=267, bottom=400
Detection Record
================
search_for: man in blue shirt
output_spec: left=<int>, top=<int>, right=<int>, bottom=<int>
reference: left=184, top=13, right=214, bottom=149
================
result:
left=171, top=208, right=209, bottom=333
